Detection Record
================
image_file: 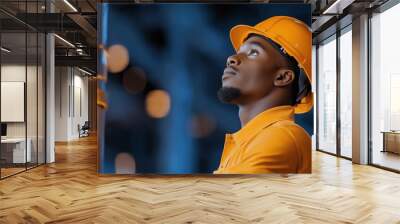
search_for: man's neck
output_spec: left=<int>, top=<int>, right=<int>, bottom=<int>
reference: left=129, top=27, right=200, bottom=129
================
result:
left=238, top=92, right=292, bottom=127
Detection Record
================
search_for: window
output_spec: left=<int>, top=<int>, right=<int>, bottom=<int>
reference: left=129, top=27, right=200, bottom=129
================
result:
left=0, top=1, right=46, bottom=179
left=339, top=27, right=352, bottom=158
left=317, top=35, right=337, bottom=154
left=370, top=3, right=400, bottom=171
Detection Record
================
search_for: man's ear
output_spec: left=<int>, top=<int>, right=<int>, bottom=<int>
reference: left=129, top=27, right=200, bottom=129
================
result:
left=273, top=69, right=295, bottom=87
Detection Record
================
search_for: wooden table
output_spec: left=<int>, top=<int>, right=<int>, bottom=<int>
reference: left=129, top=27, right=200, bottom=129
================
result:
left=381, top=131, right=400, bottom=154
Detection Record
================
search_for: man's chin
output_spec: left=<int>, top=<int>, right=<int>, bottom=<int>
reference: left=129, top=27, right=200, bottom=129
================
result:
left=217, top=87, right=242, bottom=104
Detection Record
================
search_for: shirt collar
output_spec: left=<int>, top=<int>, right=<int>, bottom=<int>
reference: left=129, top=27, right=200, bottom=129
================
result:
left=229, top=105, right=295, bottom=145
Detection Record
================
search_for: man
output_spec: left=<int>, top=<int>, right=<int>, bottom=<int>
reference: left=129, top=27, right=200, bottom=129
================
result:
left=214, top=16, right=313, bottom=174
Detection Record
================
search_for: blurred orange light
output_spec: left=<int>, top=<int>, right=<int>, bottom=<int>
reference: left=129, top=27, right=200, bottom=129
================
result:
left=106, top=44, right=129, bottom=73
left=114, top=152, right=136, bottom=174
left=146, top=90, right=171, bottom=118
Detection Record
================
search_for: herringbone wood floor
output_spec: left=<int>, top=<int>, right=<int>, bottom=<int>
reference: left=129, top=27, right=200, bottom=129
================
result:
left=0, top=135, right=400, bottom=224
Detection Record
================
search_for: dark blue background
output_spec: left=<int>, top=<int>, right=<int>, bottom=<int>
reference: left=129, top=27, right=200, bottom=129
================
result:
left=100, top=3, right=312, bottom=174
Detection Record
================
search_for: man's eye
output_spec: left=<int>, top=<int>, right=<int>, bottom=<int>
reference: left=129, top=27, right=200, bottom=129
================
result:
left=248, top=49, right=259, bottom=56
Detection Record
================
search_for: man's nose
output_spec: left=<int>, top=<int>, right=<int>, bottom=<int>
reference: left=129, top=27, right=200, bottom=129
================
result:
left=226, top=54, right=241, bottom=67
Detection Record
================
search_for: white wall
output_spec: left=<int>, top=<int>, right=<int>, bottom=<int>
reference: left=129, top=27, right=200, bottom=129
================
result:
left=1, top=65, right=40, bottom=138
left=1, top=64, right=46, bottom=164
left=55, top=67, right=89, bottom=141
left=1, top=65, right=26, bottom=81
left=1, top=82, right=25, bottom=122
left=1, top=66, right=26, bottom=131
left=55, top=66, right=69, bottom=141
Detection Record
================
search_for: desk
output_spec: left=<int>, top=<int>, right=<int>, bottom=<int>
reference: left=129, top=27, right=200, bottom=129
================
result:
left=381, top=131, right=400, bottom=154
left=1, top=138, right=31, bottom=163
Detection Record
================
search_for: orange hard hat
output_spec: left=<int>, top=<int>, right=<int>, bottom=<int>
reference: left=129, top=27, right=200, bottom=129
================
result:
left=230, top=16, right=313, bottom=114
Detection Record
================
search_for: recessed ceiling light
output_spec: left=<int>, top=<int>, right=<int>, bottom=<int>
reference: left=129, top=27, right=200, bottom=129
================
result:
left=78, top=67, right=93, bottom=76
left=63, top=0, right=78, bottom=12
left=1, top=47, right=11, bottom=53
left=54, top=34, right=75, bottom=48
left=322, top=0, right=356, bottom=15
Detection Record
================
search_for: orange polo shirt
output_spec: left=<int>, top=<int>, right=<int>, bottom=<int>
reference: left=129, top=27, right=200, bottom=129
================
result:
left=214, top=105, right=311, bottom=174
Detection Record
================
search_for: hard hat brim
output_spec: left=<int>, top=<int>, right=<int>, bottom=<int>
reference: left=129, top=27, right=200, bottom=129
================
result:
left=229, top=24, right=314, bottom=114
left=230, top=25, right=267, bottom=52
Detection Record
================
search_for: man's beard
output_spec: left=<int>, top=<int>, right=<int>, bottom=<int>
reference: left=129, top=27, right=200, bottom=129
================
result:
left=217, top=87, right=242, bottom=103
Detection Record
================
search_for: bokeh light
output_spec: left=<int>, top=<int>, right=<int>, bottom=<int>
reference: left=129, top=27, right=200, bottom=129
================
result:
left=106, top=44, right=129, bottom=73
left=190, top=114, right=216, bottom=138
left=115, top=152, right=136, bottom=174
left=146, top=90, right=171, bottom=118
left=122, top=67, right=147, bottom=94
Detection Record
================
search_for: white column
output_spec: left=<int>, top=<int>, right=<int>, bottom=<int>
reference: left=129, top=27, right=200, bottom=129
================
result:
left=46, top=32, right=55, bottom=163
left=352, top=14, right=369, bottom=164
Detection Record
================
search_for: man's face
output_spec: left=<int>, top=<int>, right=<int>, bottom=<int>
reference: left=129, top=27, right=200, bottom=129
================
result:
left=219, top=35, right=289, bottom=104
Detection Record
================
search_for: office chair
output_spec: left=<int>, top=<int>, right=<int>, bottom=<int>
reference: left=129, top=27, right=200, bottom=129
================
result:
left=78, top=121, right=90, bottom=138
